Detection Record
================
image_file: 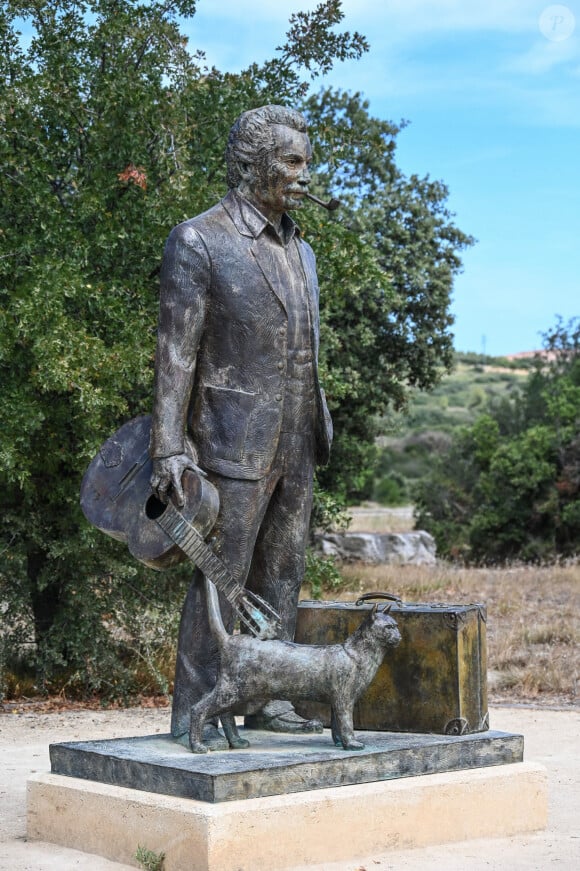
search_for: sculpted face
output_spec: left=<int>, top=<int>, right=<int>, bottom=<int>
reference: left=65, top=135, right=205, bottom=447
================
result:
left=241, top=124, right=312, bottom=223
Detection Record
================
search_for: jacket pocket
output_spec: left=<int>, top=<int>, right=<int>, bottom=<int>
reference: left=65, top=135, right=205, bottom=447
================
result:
left=197, top=385, right=256, bottom=463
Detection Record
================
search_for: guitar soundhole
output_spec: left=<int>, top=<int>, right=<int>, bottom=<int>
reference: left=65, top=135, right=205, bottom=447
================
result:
left=145, top=494, right=168, bottom=520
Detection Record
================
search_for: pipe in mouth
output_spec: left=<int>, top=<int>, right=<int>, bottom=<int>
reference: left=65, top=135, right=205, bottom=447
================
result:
left=305, top=192, right=341, bottom=211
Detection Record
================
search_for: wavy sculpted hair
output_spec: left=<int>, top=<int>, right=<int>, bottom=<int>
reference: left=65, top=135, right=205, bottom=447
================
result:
left=225, top=105, right=308, bottom=190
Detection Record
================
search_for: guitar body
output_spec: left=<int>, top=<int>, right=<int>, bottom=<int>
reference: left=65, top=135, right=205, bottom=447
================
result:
left=80, top=415, right=219, bottom=570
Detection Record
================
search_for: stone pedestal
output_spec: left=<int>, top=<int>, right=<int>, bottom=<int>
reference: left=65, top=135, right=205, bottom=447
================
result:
left=28, top=761, right=547, bottom=871
left=27, top=728, right=547, bottom=869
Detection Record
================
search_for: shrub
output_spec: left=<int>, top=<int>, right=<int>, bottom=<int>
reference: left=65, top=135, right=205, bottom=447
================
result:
left=415, top=319, right=580, bottom=563
left=304, top=550, right=345, bottom=600
left=373, top=472, right=409, bottom=506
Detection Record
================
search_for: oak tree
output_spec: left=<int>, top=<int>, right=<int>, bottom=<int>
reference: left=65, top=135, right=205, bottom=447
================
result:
left=1, top=0, right=470, bottom=692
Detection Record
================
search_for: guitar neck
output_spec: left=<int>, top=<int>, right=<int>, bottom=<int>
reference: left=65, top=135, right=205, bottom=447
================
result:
left=156, top=503, right=242, bottom=606
left=157, top=502, right=281, bottom=639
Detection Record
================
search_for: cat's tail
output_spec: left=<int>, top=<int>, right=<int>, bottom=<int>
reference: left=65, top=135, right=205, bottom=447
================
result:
left=204, top=576, right=230, bottom=647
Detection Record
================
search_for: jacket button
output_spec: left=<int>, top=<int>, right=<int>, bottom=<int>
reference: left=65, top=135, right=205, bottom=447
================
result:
left=279, top=327, right=286, bottom=336
left=275, top=394, right=283, bottom=401
left=277, top=361, right=284, bottom=370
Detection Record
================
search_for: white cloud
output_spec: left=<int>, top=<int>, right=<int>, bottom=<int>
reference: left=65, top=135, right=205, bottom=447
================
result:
left=341, top=0, right=540, bottom=36
left=507, top=35, right=580, bottom=73
left=192, top=1, right=543, bottom=41
left=517, top=83, right=580, bottom=125
left=192, top=0, right=322, bottom=25
left=187, top=1, right=580, bottom=129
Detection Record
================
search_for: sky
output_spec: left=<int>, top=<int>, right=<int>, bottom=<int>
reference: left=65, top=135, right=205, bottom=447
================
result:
left=183, top=0, right=579, bottom=356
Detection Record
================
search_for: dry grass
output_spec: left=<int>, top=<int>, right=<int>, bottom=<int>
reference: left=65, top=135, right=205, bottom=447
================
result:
left=307, top=562, right=580, bottom=708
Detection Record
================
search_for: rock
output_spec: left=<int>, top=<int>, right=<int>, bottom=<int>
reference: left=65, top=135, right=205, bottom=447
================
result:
left=316, top=531, right=436, bottom=565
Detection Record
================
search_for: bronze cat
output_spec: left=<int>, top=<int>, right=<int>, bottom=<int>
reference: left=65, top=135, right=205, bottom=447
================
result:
left=189, top=578, right=401, bottom=752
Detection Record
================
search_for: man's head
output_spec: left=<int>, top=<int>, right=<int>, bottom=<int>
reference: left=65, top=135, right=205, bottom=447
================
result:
left=226, top=105, right=312, bottom=220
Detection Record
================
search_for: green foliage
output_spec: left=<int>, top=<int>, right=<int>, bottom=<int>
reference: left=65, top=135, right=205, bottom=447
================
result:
left=135, top=845, right=165, bottom=871
left=1, top=1, right=471, bottom=693
left=390, top=355, right=529, bottom=434
left=304, top=549, right=344, bottom=600
left=371, top=353, right=530, bottom=505
left=311, top=479, right=350, bottom=533
left=302, top=90, right=473, bottom=503
left=0, top=0, right=367, bottom=694
left=454, top=351, right=534, bottom=370
left=372, top=471, right=409, bottom=506
left=415, top=320, right=580, bottom=563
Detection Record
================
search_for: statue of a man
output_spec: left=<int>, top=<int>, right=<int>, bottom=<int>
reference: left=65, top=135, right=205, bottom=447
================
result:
left=150, top=105, right=333, bottom=746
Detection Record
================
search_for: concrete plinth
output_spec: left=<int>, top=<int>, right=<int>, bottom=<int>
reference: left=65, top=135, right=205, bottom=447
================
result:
left=28, top=762, right=547, bottom=871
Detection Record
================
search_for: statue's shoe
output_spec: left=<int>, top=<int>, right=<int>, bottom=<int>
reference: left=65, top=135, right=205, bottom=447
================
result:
left=245, top=700, right=323, bottom=733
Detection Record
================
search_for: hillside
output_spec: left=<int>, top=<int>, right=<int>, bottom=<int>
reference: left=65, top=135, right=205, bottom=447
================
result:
left=370, top=351, right=533, bottom=505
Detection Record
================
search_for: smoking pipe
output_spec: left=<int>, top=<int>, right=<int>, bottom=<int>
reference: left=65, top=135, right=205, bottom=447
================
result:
left=305, top=192, right=341, bottom=211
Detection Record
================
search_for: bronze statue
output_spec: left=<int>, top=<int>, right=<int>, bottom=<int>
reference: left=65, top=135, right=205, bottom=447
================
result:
left=149, top=105, right=333, bottom=747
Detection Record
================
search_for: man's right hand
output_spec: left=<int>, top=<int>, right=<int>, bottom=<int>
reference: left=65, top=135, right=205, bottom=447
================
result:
left=150, top=452, right=204, bottom=508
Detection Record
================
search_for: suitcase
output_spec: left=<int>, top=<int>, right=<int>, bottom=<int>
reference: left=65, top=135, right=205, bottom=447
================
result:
left=294, top=592, right=489, bottom=735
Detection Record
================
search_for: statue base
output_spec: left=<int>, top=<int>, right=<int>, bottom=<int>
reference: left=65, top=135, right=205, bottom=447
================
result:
left=28, top=733, right=547, bottom=871
left=47, top=727, right=522, bottom=802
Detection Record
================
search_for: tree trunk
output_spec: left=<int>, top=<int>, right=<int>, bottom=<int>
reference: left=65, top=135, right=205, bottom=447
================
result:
left=27, top=548, right=61, bottom=652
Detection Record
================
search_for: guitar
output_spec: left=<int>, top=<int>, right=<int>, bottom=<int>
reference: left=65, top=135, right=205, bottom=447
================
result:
left=80, top=415, right=281, bottom=639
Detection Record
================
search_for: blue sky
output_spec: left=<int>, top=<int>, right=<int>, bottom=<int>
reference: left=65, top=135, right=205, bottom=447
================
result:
left=185, top=0, right=579, bottom=356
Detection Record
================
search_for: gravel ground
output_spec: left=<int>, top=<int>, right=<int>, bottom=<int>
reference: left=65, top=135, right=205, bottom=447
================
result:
left=0, top=704, right=578, bottom=870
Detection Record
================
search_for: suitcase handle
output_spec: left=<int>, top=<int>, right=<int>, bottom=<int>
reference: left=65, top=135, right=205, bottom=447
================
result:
left=355, top=592, right=402, bottom=606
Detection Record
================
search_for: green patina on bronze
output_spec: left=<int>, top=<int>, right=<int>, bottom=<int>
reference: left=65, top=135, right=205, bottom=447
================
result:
left=295, top=596, right=488, bottom=735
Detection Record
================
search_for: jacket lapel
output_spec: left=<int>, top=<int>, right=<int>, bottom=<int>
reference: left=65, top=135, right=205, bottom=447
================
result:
left=296, top=238, right=320, bottom=354
left=250, top=242, right=287, bottom=312
left=222, top=190, right=287, bottom=312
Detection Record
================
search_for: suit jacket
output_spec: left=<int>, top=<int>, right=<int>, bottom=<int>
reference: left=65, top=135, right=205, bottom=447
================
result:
left=150, top=189, right=332, bottom=480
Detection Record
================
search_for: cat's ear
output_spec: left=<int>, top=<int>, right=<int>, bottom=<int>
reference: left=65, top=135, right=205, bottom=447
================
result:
left=371, top=603, right=378, bottom=617
left=380, top=604, right=392, bottom=615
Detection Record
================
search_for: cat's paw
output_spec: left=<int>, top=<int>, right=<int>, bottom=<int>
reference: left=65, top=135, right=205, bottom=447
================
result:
left=190, top=740, right=209, bottom=754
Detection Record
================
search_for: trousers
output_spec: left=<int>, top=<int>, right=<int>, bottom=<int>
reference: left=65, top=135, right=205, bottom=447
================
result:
left=170, top=426, right=315, bottom=737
